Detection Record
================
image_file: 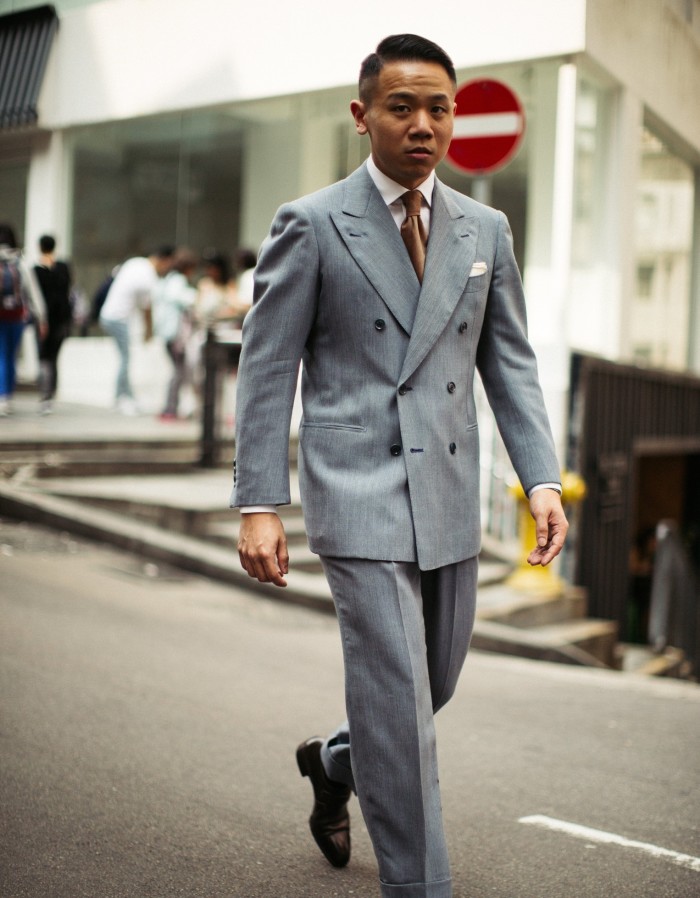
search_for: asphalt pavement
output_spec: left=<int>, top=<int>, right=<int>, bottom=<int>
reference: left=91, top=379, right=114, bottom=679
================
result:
left=2, top=518, right=699, bottom=898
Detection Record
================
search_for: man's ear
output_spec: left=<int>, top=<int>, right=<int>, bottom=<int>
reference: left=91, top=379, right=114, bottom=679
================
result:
left=350, top=100, right=368, bottom=136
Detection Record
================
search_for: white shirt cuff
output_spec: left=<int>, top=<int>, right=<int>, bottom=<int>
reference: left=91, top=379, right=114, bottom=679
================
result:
left=239, top=505, right=277, bottom=514
left=528, top=482, right=562, bottom=497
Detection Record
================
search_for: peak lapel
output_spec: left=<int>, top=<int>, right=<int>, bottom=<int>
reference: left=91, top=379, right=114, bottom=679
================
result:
left=399, top=182, right=479, bottom=383
left=330, top=166, right=421, bottom=336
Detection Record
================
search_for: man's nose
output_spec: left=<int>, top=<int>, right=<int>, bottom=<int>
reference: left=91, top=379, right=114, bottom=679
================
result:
left=410, top=109, right=434, bottom=136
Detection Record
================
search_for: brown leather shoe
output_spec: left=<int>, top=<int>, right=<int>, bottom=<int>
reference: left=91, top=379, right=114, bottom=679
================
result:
left=296, top=736, right=351, bottom=868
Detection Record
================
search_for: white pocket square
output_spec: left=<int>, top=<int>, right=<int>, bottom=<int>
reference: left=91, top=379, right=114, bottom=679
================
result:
left=469, top=262, right=488, bottom=277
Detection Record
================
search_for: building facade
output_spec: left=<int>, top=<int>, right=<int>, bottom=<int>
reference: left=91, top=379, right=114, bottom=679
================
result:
left=1, top=0, right=699, bottom=451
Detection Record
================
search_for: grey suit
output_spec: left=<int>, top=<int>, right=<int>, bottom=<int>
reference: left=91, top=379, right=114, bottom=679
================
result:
left=231, top=163, right=560, bottom=896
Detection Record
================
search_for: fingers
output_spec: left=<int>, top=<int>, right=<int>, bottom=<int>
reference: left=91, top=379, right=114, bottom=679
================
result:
left=528, top=491, right=569, bottom=567
left=237, top=513, right=288, bottom=587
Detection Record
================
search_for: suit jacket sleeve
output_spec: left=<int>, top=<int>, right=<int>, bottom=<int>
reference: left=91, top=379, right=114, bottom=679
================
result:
left=476, top=211, right=560, bottom=492
left=230, top=201, right=319, bottom=508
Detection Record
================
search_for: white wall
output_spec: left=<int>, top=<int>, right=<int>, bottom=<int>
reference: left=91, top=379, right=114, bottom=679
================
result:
left=586, top=0, right=700, bottom=161
left=39, top=0, right=587, bottom=128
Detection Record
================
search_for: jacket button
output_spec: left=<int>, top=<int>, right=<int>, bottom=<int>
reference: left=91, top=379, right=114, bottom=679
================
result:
left=398, top=383, right=410, bottom=395
left=447, top=381, right=456, bottom=393
left=459, top=321, right=468, bottom=334
left=375, top=319, right=386, bottom=331
left=390, top=443, right=402, bottom=456
left=449, top=442, right=456, bottom=454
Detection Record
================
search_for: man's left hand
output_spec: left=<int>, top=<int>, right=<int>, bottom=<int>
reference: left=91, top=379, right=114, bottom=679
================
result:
left=527, top=489, right=568, bottom=567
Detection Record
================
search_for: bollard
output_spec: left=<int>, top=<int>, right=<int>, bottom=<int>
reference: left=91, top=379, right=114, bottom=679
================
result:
left=199, top=329, right=220, bottom=468
left=505, top=471, right=586, bottom=596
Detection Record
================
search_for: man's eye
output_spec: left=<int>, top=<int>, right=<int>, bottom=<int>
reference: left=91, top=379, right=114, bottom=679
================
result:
left=393, top=105, right=411, bottom=113
left=432, top=106, right=447, bottom=115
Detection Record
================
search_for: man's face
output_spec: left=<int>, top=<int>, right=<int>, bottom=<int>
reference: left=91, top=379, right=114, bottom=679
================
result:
left=351, top=60, right=456, bottom=190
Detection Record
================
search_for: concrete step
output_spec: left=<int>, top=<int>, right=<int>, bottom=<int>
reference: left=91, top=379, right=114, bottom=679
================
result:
left=477, top=586, right=588, bottom=628
left=0, top=473, right=629, bottom=674
left=472, top=617, right=619, bottom=668
left=0, top=442, right=208, bottom=478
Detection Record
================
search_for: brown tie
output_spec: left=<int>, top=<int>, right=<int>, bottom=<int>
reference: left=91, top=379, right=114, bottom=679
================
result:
left=400, top=190, right=427, bottom=282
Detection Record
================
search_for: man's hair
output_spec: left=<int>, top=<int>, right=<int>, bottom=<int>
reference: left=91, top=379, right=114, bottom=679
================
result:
left=359, top=34, right=456, bottom=104
left=39, top=234, right=56, bottom=254
left=153, top=244, right=175, bottom=259
left=0, top=223, right=18, bottom=248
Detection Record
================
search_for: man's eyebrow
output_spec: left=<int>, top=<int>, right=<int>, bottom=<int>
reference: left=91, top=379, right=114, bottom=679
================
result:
left=385, top=91, right=451, bottom=103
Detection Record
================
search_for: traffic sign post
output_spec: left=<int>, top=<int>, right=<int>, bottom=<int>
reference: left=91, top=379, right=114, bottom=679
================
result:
left=446, top=78, right=525, bottom=176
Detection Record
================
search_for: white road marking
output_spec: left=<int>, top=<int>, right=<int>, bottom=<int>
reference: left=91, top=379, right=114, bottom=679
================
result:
left=519, top=815, right=700, bottom=873
left=452, top=112, right=522, bottom=139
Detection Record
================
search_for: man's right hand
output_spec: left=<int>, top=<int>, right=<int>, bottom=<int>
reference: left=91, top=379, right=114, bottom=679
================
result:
left=237, top=512, right=289, bottom=587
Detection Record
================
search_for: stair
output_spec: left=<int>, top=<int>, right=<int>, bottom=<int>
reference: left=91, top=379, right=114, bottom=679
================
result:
left=3, top=464, right=658, bottom=674
left=473, top=584, right=619, bottom=668
left=0, top=437, right=218, bottom=478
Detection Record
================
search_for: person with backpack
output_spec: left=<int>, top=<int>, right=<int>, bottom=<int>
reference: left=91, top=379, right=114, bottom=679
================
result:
left=0, top=224, right=46, bottom=417
left=33, top=234, right=73, bottom=415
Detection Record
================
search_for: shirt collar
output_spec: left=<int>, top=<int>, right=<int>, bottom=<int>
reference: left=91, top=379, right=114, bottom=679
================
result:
left=366, top=155, right=435, bottom=208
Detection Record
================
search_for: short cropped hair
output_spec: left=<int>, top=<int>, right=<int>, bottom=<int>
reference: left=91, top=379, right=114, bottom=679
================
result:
left=359, top=34, right=457, bottom=105
left=39, top=234, right=56, bottom=253
left=154, top=244, right=175, bottom=259
left=0, top=223, right=18, bottom=248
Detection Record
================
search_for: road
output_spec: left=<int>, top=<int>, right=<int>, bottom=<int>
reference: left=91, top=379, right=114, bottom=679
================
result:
left=1, top=518, right=699, bottom=898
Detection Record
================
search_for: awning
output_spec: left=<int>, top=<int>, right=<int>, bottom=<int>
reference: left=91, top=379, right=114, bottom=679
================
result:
left=0, top=5, right=59, bottom=130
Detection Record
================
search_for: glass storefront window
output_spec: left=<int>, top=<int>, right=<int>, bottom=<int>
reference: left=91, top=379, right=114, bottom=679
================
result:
left=71, top=110, right=244, bottom=297
left=630, top=126, right=694, bottom=369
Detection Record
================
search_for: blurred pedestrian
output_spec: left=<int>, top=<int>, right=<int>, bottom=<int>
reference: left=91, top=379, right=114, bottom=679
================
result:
left=0, top=224, right=46, bottom=416
left=152, top=248, right=197, bottom=420
left=33, top=234, right=73, bottom=415
left=187, top=250, right=234, bottom=391
left=228, top=247, right=257, bottom=327
left=99, top=246, right=174, bottom=415
left=192, top=250, right=234, bottom=332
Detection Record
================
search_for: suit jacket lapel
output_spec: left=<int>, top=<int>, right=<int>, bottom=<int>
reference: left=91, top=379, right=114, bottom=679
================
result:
left=330, top=165, right=421, bottom=335
left=399, top=181, right=479, bottom=383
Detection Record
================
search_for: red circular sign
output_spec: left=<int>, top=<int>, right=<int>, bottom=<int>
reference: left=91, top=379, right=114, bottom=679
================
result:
left=446, top=78, right=525, bottom=175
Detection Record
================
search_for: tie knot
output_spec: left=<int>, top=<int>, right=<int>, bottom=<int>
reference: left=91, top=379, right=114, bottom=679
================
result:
left=402, top=190, right=422, bottom=217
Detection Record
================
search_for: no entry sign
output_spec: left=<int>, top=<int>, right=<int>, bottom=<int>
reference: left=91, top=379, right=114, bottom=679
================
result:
left=446, top=78, right=525, bottom=175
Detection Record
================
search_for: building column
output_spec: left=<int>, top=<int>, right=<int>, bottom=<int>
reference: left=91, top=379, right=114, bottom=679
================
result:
left=24, top=130, right=73, bottom=260
left=523, top=61, right=577, bottom=460
left=688, top=166, right=700, bottom=374
left=611, top=87, right=644, bottom=362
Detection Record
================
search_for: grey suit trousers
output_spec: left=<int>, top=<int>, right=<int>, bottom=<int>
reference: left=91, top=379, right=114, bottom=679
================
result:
left=318, top=556, right=478, bottom=898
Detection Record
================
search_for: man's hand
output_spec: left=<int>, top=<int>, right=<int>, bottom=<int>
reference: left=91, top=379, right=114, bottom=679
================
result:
left=237, top=512, right=289, bottom=587
left=527, top=489, right=568, bottom=567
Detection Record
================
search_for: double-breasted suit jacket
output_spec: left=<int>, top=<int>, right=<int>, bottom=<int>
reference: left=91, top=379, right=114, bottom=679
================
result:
left=231, top=162, right=560, bottom=570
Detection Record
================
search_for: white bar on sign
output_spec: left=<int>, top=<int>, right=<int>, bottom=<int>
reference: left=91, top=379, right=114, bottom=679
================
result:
left=452, top=112, right=522, bottom=139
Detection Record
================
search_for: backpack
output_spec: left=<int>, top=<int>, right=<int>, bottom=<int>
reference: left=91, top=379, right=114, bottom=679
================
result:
left=0, top=257, right=25, bottom=323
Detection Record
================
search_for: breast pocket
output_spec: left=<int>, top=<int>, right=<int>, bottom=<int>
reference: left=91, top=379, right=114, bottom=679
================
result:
left=464, top=261, right=490, bottom=294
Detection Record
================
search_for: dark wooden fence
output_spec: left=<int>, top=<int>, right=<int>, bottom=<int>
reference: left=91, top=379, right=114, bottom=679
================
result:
left=567, top=353, right=700, bottom=662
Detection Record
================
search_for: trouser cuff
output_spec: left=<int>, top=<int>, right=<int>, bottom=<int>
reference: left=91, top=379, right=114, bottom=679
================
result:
left=380, top=877, right=452, bottom=898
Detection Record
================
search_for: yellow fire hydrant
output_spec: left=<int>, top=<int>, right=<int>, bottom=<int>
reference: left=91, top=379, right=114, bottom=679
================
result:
left=505, top=471, right=586, bottom=597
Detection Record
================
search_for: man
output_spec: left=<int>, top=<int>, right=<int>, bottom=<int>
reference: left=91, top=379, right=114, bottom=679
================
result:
left=232, top=34, right=568, bottom=898
left=33, top=234, right=73, bottom=415
left=99, top=246, right=174, bottom=414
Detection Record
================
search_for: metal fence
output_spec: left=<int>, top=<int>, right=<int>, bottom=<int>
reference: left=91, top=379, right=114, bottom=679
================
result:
left=567, top=352, right=700, bottom=650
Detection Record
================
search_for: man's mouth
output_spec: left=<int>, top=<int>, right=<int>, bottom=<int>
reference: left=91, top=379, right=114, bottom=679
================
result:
left=407, top=147, right=432, bottom=157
